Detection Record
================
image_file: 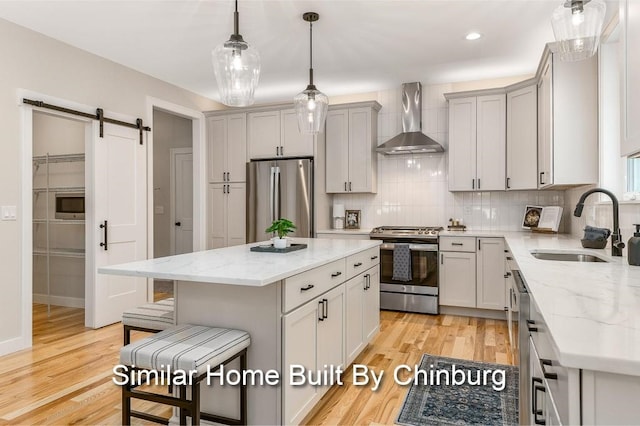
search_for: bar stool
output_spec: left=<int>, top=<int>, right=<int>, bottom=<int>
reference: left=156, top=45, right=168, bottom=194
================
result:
left=122, top=298, right=175, bottom=345
left=120, top=324, right=250, bottom=425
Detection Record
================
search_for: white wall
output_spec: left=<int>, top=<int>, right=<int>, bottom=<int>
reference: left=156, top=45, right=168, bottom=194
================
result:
left=153, top=110, right=192, bottom=259
left=332, top=83, right=565, bottom=231
left=0, top=17, right=221, bottom=354
left=32, top=112, right=85, bottom=306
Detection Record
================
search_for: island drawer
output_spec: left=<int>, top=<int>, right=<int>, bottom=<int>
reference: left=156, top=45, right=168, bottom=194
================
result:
left=439, top=236, right=476, bottom=252
left=283, top=258, right=346, bottom=312
left=346, top=247, right=380, bottom=280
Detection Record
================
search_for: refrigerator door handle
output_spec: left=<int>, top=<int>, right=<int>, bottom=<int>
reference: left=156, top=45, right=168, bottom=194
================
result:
left=270, top=166, right=276, bottom=225
left=274, top=166, right=281, bottom=220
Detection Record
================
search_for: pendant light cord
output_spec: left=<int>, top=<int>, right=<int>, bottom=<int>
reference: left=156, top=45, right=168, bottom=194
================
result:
left=233, top=0, right=239, bottom=36
left=309, top=20, right=314, bottom=86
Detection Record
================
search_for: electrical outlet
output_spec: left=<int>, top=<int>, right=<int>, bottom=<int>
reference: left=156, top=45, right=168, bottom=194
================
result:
left=463, top=205, right=472, bottom=216
left=1, top=205, right=17, bottom=221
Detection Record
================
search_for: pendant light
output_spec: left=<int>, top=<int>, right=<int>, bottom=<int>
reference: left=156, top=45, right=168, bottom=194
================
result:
left=294, top=12, right=329, bottom=134
left=211, top=0, right=260, bottom=107
left=551, top=0, right=606, bottom=62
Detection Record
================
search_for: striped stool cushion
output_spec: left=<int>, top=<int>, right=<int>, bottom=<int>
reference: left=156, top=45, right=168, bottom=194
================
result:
left=122, top=298, right=175, bottom=331
left=120, top=324, right=250, bottom=376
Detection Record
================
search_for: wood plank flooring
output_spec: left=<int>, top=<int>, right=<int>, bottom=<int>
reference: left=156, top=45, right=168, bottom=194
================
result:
left=0, top=306, right=514, bottom=425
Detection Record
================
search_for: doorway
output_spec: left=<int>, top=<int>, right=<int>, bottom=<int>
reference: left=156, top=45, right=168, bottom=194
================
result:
left=152, top=109, right=193, bottom=299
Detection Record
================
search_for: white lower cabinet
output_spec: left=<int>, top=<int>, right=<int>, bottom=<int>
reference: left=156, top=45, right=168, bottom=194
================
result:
left=282, top=250, right=379, bottom=425
left=440, top=237, right=506, bottom=311
left=208, top=183, right=245, bottom=249
left=345, top=265, right=380, bottom=365
left=283, top=284, right=344, bottom=425
left=439, top=251, right=476, bottom=308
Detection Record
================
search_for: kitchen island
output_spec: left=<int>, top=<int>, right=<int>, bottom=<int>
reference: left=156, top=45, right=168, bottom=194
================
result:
left=100, top=238, right=382, bottom=425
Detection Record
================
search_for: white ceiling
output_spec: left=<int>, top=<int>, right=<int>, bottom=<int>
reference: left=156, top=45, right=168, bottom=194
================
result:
left=0, top=1, right=608, bottom=104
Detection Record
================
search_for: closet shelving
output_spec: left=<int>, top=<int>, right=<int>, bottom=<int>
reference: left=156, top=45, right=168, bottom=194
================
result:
left=32, top=153, right=85, bottom=314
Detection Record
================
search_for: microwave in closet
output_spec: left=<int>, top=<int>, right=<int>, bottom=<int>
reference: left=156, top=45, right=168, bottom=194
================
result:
left=55, top=193, right=85, bottom=220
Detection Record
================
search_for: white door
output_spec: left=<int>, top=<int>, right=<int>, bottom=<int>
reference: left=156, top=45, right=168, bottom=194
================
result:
left=439, top=251, right=476, bottom=308
left=348, top=107, right=372, bottom=193
left=171, top=148, right=193, bottom=255
left=226, top=182, right=246, bottom=247
left=507, top=85, right=538, bottom=190
left=476, top=238, right=506, bottom=310
left=208, top=183, right=226, bottom=249
left=325, top=109, right=350, bottom=193
left=281, top=108, right=314, bottom=158
left=90, top=123, right=147, bottom=328
left=247, top=111, right=281, bottom=159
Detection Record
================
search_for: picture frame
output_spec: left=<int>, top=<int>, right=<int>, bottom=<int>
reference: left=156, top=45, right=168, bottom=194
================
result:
left=522, top=205, right=543, bottom=229
left=345, top=209, right=361, bottom=229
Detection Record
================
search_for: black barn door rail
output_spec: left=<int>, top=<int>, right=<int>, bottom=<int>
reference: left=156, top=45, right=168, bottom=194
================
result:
left=23, top=98, right=151, bottom=145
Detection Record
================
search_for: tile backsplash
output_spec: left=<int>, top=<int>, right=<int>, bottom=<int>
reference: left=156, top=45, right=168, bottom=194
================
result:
left=332, top=83, right=566, bottom=231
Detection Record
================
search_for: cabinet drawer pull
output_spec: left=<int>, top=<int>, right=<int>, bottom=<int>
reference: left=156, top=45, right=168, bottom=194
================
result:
left=363, top=274, right=370, bottom=290
left=331, top=272, right=342, bottom=278
left=477, top=178, right=481, bottom=189
left=349, top=181, right=352, bottom=191
left=353, top=262, right=363, bottom=268
left=318, top=300, right=324, bottom=321
left=451, top=242, right=464, bottom=246
left=532, top=377, right=546, bottom=425
left=344, top=182, right=347, bottom=191
left=527, top=319, right=538, bottom=332
left=504, top=272, right=512, bottom=278
left=506, top=256, right=513, bottom=260
left=472, top=179, right=475, bottom=190
left=539, top=171, right=545, bottom=185
left=370, top=255, right=378, bottom=260
left=300, top=284, right=314, bottom=292
left=540, top=359, right=558, bottom=380
left=506, top=177, right=511, bottom=189
left=99, top=220, right=108, bottom=251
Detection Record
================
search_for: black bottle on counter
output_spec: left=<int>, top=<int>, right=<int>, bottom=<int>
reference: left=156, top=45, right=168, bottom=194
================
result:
left=628, top=224, right=640, bottom=266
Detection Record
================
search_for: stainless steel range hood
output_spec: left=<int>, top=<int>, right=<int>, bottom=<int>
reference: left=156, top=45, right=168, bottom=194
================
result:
left=376, top=82, right=445, bottom=155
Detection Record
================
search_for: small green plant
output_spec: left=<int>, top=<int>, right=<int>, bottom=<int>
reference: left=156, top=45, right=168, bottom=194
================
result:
left=266, top=218, right=296, bottom=239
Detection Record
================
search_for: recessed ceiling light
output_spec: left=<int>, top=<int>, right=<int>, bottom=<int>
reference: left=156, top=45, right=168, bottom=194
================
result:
left=465, top=32, right=482, bottom=41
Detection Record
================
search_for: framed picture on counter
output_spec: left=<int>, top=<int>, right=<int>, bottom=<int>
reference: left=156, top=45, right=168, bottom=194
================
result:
left=522, top=205, right=543, bottom=229
left=345, top=210, right=361, bottom=229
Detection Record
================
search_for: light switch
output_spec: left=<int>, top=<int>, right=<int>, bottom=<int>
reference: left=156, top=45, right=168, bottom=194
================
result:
left=154, top=205, right=164, bottom=215
left=1, top=205, right=17, bottom=221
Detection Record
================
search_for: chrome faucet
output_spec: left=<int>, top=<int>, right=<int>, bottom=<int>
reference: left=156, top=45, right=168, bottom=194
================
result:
left=573, top=187, right=625, bottom=256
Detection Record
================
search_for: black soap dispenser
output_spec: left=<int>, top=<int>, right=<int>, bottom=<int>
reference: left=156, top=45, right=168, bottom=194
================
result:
left=629, top=224, right=640, bottom=266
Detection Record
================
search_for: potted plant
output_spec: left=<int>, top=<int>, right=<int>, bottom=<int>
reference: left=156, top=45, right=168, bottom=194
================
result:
left=266, top=218, right=296, bottom=249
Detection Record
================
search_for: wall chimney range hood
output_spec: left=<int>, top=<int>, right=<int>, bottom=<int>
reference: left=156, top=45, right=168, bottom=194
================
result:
left=376, top=82, right=445, bottom=155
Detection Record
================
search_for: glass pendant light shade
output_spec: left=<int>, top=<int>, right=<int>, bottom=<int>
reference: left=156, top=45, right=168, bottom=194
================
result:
left=551, top=0, right=606, bottom=61
left=295, top=12, right=328, bottom=135
left=211, top=0, right=260, bottom=107
left=294, top=85, right=329, bottom=134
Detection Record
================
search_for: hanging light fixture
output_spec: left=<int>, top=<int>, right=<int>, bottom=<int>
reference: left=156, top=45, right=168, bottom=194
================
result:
left=551, top=0, right=606, bottom=62
left=294, top=12, right=329, bottom=134
left=211, top=0, right=260, bottom=107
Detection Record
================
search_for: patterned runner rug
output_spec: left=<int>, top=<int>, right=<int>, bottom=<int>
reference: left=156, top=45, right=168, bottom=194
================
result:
left=396, top=354, right=519, bottom=426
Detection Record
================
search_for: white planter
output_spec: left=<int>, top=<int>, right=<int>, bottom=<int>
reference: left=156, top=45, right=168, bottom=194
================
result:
left=273, top=237, right=287, bottom=249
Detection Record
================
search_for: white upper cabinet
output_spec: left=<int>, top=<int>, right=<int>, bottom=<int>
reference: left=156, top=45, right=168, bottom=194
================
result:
left=247, top=108, right=314, bottom=159
left=207, top=114, right=247, bottom=183
left=280, top=108, right=314, bottom=158
left=247, top=110, right=281, bottom=159
left=325, top=102, right=380, bottom=193
left=537, top=46, right=598, bottom=188
left=620, top=0, right=640, bottom=157
left=506, top=84, right=538, bottom=190
left=447, top=93, right=506, bottom=191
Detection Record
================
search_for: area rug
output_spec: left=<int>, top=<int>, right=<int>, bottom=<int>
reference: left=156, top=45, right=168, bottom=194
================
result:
left=396, top=354, right=518, bottom=426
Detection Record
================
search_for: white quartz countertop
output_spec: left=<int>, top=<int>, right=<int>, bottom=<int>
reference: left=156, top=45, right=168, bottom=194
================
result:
left=316, top=229, right=373, bottom=235
left=442, top=229, right=640, bottom=376
left=99, top=238, right=381, bottom=287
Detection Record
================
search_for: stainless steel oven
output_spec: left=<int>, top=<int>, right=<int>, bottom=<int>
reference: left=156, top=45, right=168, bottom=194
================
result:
left=370, top=226, right=441, bottom=314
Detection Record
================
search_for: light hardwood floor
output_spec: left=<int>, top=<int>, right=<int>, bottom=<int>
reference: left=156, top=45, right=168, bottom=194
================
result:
left=0, top=305, right=514, bottom=425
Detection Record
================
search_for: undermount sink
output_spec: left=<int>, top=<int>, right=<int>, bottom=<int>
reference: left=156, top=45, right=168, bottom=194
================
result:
left=529, top=250, right=609, bottom=263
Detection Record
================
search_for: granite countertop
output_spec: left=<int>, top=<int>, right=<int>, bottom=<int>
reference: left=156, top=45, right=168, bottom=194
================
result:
left=98, top=238, right=381, bottom=287
left=442, top=229, right=640, bottom=376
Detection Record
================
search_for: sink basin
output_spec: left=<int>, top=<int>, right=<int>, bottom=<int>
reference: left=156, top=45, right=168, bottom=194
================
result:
left=530, top=251, right=609, bottom=263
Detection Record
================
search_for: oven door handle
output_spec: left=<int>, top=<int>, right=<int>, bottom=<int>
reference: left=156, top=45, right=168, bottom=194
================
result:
left=380, top=243, right=438, bottom=252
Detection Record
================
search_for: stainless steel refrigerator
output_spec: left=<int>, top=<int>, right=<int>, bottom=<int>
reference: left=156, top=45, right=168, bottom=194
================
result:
left=247, top=158, right=314, bottom=243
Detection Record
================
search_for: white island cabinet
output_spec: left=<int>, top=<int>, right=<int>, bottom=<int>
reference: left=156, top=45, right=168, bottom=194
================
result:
left=99, top=238, right=381, bottom=425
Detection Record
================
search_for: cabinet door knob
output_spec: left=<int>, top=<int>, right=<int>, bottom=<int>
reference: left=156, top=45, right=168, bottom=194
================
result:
left=175, top=222, right=181, bottom=226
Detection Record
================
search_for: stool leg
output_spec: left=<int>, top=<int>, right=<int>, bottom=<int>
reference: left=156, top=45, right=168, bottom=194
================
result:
left=124, top=325, right=131, bottom=345
left=122, top=378, right=131, bottom=425
left=191, top=379, right=201, bottom=426
left=179, top=385, right=187, bottom=425
left=240, top=350, right=247, bottom=425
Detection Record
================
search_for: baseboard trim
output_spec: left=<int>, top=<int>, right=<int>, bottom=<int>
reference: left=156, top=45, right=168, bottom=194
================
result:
left=0, top=336, right=29, bottom=357
left=440, top=305, right=508, bottom=321
left=33, top=294, right=84, bottom=309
